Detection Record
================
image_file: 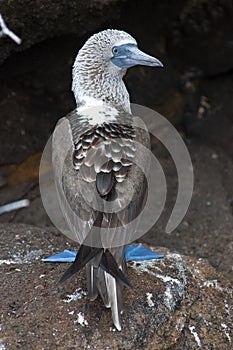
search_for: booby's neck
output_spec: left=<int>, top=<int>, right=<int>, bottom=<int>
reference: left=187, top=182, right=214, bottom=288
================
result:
left=72, top=58, right=131, bottom=114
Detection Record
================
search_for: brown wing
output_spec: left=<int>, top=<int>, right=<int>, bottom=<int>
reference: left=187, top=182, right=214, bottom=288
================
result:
left=52, top=109, right=150, bottom=249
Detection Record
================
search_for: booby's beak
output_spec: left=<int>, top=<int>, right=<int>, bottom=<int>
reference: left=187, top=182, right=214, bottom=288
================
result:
left=111, top=43, right=163, bottom=69
left=125, top=45, right=163, bottom=68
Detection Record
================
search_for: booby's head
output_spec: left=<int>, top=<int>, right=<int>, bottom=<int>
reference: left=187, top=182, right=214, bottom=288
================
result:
left=72, top=29, right=163, bottom=111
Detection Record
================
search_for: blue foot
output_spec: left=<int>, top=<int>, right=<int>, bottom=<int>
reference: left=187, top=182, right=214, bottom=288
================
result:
left=125, top=244, right=163, bottom=261
left=42, top=249, right=78, bottom=263
left=42, top=244, right=163, bottom=263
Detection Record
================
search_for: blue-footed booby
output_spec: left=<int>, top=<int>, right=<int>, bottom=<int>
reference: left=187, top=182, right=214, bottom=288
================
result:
left=52, top=29, right=163, bottom=330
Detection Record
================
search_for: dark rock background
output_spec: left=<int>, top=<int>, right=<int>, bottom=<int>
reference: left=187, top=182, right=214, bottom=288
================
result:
left=0, top=0, right=233, bottom=162
left=0, top=0, right=233, bottom=348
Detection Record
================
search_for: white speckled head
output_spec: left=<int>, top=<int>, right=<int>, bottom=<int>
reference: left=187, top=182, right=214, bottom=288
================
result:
left=76, top=29, right=137, bottom=65
left=72, top=29, right=137, bottom=112
left=72, top=29, right=163, bottom=114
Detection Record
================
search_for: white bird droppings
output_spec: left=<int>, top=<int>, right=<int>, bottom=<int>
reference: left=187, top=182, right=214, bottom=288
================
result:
left=110, top=326, right=116, bottom=332
left=0, top=250, right=43, bottom=265
left=188, top=325, right=202, bottom=347
left=146, top=292, right=155, bottom=307
left=75, top=312, right=88, bottom=327
left=203, top=279, right=223, bottom=291
left=221, top=323, right=231, bottom=343
left=63, top=288, right=86, bottom=303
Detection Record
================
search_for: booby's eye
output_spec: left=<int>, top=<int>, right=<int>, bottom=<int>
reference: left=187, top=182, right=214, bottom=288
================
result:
left=112, top=47, right=119, bottom=55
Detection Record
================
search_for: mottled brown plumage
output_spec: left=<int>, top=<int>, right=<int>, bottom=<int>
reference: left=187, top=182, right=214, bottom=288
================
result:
left=52, top=29, right=163, bottom=330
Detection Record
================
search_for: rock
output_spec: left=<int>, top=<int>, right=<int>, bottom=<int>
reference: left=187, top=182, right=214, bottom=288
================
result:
left=143, top=142, right=233, bottom=282
left=0, top=0, right=123, bottom=65
left=1, top=223, right=232, bottom=349
left=167, top=0, right=233, bottom=76
left=184, top=74, right=233, bottom=159
left=1, top=0, right=233, bottom=166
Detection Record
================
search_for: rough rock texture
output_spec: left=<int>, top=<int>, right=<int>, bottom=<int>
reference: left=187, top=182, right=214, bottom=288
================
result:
left=1, top=224, right=232, bottom=349
left=1, top=0, right=233, bottom=137
left=1, top=0, right=233, bottom=74
left=0, top=0, right=123, bottom=65
left=167, top=0, right=233, bottom=76
left=0, top=0, right=233, bottom=163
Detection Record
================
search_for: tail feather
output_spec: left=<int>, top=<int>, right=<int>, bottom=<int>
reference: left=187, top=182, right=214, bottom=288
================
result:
left=96, top=268, right=110, bottom=307
left=86, top=263, right=98, bottom=301
left=86, top=249, right=103, bottom=300
left=60, top=244, right=130, bottom=330
left=105, top=272, right=122, bottom=331
left=100, top=250, right=131, bottom=288
left=60, top=245, right=103, bottom=283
